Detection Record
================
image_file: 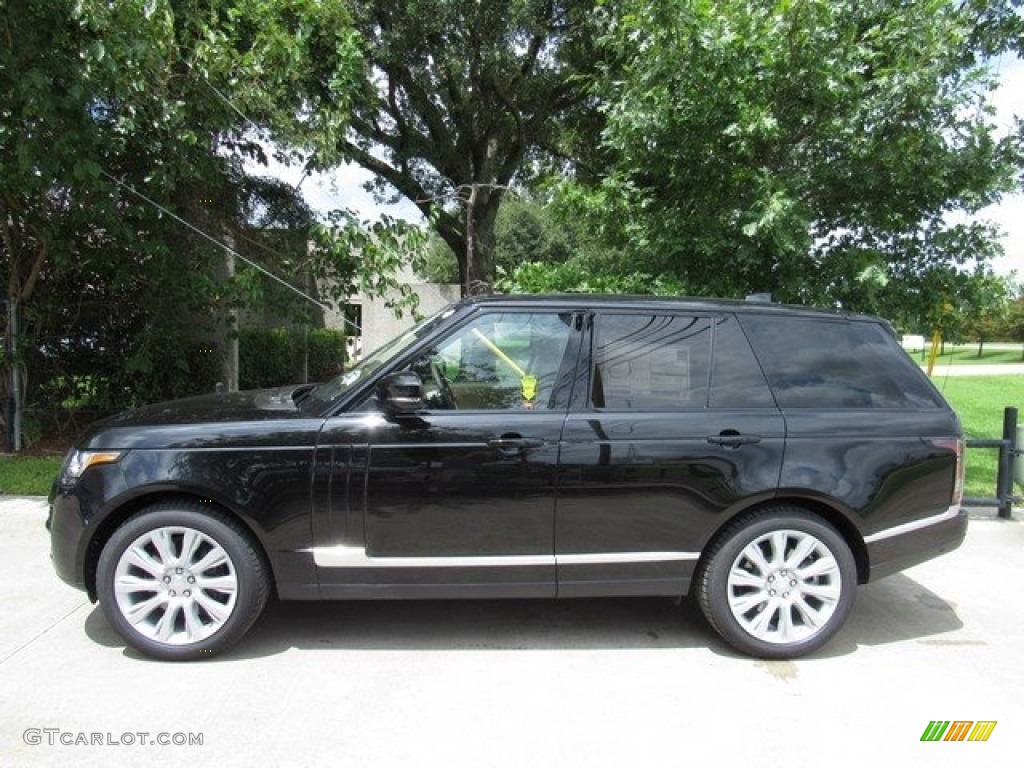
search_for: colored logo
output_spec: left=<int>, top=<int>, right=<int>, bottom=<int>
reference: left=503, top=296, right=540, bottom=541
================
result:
left=921, top=721, right=997, bottom=742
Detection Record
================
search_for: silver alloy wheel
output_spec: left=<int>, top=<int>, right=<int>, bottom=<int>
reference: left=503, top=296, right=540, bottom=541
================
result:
left=112, top=526, right=239, bottom=645
left=726, top=529, right=842, bottom=644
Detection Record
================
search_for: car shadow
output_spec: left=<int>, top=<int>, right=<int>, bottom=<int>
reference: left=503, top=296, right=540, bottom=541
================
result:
left=84, top=596, right=717, bottom=660
left=83, top=571, right=965, bottom=662
left=816, top=572, right=965, bottom=657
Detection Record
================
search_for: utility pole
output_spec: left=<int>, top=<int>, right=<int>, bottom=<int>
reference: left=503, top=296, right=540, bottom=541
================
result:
left=224, top=247, right=239, bottom=392
left=5, top=297, right=22, bottom=451
left=464, top=183, right=478, bottom=298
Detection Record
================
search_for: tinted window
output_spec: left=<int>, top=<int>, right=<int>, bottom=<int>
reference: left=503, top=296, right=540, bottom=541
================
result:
left=739, top=315, right=944, bottom=409
left=592, top=314, right=711, bottom=408
left=711, top=316, right=775, bottom=408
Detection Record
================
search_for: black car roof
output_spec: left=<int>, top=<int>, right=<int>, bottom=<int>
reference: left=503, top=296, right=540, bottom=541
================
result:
left=457, top=293, right=887, bottom=324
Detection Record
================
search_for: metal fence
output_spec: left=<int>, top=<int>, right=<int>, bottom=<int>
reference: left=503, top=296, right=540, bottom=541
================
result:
left=962, top=406, right=1020, bottom=519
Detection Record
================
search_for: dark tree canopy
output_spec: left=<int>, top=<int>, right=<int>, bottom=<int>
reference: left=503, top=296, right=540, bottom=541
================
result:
left=338, top=0, right=601, bottom=294
left=551, top=0, right=1024, bottom=328
left=1, top=0, right=363, bottom=441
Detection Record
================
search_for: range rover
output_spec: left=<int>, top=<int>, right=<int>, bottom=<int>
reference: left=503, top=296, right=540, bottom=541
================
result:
left=49, top=295, right=967, bottom=660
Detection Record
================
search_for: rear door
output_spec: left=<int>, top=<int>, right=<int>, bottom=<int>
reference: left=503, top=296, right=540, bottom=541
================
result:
left=556, top=311, right=786, bottom=597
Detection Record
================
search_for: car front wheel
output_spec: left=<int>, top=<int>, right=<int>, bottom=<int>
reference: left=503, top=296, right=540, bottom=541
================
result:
left=96, top=502, right=269, bottom=660
left=696, top=507, right=856, bottom=659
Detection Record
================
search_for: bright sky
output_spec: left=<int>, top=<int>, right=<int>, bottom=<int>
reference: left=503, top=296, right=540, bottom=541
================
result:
left=978, top=54, right=1024, bottom=279
left=264, top=57, right=1024, bottom=281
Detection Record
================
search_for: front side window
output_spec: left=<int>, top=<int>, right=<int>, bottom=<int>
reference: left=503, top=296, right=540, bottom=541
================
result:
left=591, top=314, right=712, bottom=409
left=307, top=305, right=456, bottom=411
left=408, top=312, right=574, bottom=410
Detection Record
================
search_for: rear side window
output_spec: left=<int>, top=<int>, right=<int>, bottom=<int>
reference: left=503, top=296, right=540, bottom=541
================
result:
left=739, top=314, right=944, bottom=409
left=591, top=314, right=711, bottom=408
left=711, top=316, right=775, bottom=408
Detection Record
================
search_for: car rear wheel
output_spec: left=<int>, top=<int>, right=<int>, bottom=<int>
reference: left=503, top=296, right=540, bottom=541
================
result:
left=696, top=507, right=856, bottom=659
left=96, top=502, right=269, bottom=660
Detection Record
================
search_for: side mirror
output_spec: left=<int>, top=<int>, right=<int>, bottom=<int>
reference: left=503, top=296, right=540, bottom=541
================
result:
left=377, top=371, right=424, bottom=415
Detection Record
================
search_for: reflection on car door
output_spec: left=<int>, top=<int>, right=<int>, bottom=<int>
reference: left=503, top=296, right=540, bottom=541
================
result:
left=316, top=310, right=582, bottom=599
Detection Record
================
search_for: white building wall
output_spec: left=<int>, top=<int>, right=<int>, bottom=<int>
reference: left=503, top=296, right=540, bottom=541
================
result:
left=322, top=279, right=461, bottom=359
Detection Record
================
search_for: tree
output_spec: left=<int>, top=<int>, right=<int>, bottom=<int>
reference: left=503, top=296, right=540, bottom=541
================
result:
left=1, top=0, right=363, bottom=445
left=334, top=0, right=601, bottom=295
left=1000, top=289, right=1024, bottom=360
left=955, top=271, right=1011, bottom=354
left=560, top=0, right=1024, bottom=325
left=418, top=195, right=573, bottom=283
left=2, top=0, right=359, bottom=306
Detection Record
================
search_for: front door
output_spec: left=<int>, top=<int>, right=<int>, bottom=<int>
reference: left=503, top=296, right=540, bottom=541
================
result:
left=317, top=310, right=581, bottom=598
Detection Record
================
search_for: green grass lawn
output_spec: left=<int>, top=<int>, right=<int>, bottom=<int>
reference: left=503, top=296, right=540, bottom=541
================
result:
left=0, top=455, right=62, bottom=496
left=907, top=345, right=1024, bottom=366
left=932, top=375, right=1022, bottom=499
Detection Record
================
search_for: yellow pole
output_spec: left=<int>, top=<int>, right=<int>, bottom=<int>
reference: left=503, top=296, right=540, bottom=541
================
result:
left=471, top=328, right=526, bottom=377
left=926, top=330, right=942, bottom=377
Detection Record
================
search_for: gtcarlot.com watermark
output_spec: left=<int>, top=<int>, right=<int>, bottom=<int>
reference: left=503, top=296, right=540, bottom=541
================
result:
left=23, top=728, right=203, bottom=747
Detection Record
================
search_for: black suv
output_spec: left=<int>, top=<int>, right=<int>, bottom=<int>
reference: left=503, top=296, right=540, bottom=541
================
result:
left=49, top=295, right=967, bottom=660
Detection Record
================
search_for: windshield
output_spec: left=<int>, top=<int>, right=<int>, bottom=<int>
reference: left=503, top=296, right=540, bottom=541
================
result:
left=304, top=305, right=458, bottom=411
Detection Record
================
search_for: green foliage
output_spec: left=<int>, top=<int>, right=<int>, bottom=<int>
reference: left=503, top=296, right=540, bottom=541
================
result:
left=0, top=1, right=383, bottom=444
left=311, top=211, right=430, bottom=319
left=959, top=272, right=1012, bottom=349
left=336, top=0, right=603, bottom=293
left=564, top=0, right=1024, bottom=327
left=238, top=328, right=348, bottom=389
left=999, top=292, right=1024, bottom=358
left=495, top=197, right=574, bottom=269
left=496, top=260, right=688, bottom=295
left=24, top=240, right=223, bottom=416
left=419, top=236, right=461, bottom=284
left=418, top=196, right=574, bottom=283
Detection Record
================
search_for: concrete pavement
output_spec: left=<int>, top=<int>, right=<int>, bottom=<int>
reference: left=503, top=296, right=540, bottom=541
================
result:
left=1, top=496, right=1022, bottom=768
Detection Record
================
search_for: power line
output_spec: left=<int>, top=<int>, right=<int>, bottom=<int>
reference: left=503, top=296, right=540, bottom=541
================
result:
left=100, top=170, right=329, bottom=311
left=193, top=67, right=327, bottom=208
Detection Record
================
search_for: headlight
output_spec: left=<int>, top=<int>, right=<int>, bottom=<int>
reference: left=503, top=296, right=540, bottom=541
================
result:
left=61, top=450, right=123, bottom=484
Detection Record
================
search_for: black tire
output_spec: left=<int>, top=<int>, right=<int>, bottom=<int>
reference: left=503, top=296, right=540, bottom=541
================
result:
left=696, top=507, right=856, bottom=659
left=96, top=502, right=269, bottom=661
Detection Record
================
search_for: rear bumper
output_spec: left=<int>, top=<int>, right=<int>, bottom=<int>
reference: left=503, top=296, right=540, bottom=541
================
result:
left=865, top=506, right=968, bottom=581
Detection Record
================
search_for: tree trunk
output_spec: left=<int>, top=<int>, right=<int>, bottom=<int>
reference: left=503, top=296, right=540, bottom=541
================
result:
left=431, top=186, right=503, bottom=297
left=1, top=197, right=49, bottom=452
left=462, top=185, right=501, bottom=297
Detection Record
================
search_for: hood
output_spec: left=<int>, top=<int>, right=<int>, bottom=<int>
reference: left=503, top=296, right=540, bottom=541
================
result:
left=77, top=385, right=324, bottom=451
left=98, top=386, right=308, bottom=427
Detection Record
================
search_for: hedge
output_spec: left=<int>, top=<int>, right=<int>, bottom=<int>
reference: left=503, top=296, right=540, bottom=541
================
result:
left=238, top=328, right=348, bottom=389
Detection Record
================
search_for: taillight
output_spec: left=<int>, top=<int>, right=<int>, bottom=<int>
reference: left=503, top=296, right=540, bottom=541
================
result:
left=930, top=437, right=965, bottom=506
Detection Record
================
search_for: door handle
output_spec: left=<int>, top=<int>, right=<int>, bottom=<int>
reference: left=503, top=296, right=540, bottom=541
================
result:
left=707, top=432, right=762, bottom=448
left=488, top=437, right=545, bottom=454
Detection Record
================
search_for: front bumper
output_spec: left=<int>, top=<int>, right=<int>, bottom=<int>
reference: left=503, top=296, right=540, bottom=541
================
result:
left=48, top=491, right=89, bottom=591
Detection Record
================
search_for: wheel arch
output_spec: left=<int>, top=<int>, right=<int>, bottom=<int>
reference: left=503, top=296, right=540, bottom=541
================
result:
left=691, top=496, right=870, bottom=596
left=83, top=491, right=276, bottom=601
